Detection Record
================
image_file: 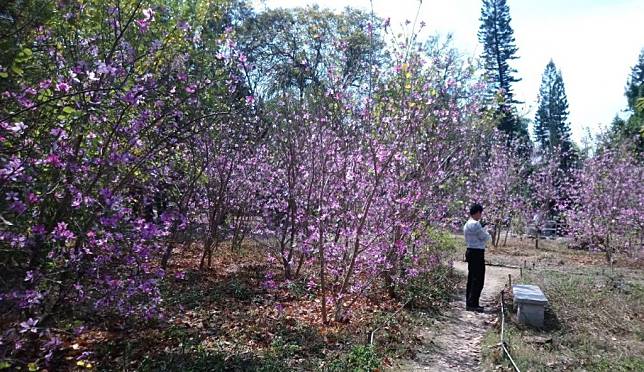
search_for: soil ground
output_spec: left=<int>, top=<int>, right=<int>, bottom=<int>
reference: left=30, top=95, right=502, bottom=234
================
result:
left=389, top=236, right=642, bottom=371
left=390, top=261, right=519, bottom=371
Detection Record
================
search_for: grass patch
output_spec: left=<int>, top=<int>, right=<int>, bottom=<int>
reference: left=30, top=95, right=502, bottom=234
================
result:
left=483, top=268, right=644, bottom=371
left=138, top=349, right=288, bottom=372
left=327, top=345, right=381, bottom=371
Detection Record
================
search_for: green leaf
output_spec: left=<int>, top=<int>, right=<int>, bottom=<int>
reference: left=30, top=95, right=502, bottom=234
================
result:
left=11, top=65, right=24, bottom=76
left=22, top=48, right=33, bottom=57
left=0, top=72, right=7, bottom=78
left=0, top=361, right=11, bottom=370
left=636, top=97, right=644, bottom=114
left=63, top=106, right=75, bottom=114
left=27, top=362, right=37, bottom=372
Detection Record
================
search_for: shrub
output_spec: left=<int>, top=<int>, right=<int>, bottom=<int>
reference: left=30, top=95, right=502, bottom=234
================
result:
left=328, top=345, right=380, bottom=372
left=401, top=264, right=461, bottom=310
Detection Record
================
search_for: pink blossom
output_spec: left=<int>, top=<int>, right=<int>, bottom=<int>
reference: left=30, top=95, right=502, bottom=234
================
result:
left=55, top=81, right=70, bottom=93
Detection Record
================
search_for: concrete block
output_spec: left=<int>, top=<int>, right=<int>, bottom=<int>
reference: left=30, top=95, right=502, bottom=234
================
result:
left=517, top=302, right=544, bottom=327
left=513, top=284, right=548, bottom=328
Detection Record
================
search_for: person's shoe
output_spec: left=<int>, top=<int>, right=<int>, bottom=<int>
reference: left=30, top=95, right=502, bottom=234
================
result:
left=466, top=305, right=485, bottom=313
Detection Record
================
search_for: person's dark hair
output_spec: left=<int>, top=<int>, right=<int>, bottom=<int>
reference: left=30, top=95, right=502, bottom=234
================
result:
left=469, top=203, right=483, bottom=216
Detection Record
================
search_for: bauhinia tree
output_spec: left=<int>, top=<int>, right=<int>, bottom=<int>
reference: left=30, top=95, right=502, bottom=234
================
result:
left=526, top=151, right=566, bottom=249
left=0, top=0, right=250, bottom=364
left=564, top=147, right=643, bottom=266
left=475, top=137, right=525, bottom=246
left=253, top=23, right=494, bottom=323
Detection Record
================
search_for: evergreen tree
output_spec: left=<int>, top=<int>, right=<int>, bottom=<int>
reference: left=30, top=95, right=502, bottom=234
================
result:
left=599, top=50, right=644, bottom=157
left=625, top=49, right=644, bottom=111
left=478, top=0, right=522, bottom=136
left=534, top=60, right=575, bottom=169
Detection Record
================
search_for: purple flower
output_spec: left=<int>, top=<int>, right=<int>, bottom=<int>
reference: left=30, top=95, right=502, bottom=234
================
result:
left=39, top=79, right=52, bottom=89
left=44, top=335, right=62, bottom=350
left=53, top=222, right=76, bottom=242
left=7, top=121, right=27, bottom=134
left=135, top=19, right=150, bottom=32
left=238, top=53, right=247, bottom=64
left=24, top=270, right=35, bottom=282
left=43, top=335, right=62, bottom=361
left=10, top=200, right=27, bottom=214
left=178, top=20, right=190, bottom=32
left=0, top=156, right=24, bottom=181
left=32, top=225, right=46, bottom=235
left=262, top=272, right=277, bottom=290
left=136, top=8, right=155, bottom=32
left=55, top=81, right=70, bottom=93
left=19, top=318, right=39, bottom=333
left=45, top=154, right=63, bottom=168
left=26, top=192, right=39, bottom=204
left=99, top=188, right=112, bottom=201
left=122, top=90, right=139, bottom=105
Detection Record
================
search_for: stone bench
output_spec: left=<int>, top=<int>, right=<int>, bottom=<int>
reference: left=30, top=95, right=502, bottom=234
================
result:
left=512, top=284, right=548, bottom=328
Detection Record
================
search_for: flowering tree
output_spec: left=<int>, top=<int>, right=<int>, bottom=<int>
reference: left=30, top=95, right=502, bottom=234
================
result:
left=474, top=138, right=526, bottom=246
left=525, top=150, right=569, bottom=249
left=0, top=0, right=247, bottom=364
left=250, top=22, right=494, bottom=322
left=564, top=148, right=643, bottom=264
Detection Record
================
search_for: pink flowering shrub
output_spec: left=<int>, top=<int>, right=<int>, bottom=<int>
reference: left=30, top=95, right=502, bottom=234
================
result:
left=564, top=148, right=643, bottom=261
left=0, top=0, right=247, bottom=363
left=251, top=32, right=495, bottom=323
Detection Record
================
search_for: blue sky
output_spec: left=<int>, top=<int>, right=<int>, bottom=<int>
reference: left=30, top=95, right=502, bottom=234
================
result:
left=252, top=0, right=644, bottom=144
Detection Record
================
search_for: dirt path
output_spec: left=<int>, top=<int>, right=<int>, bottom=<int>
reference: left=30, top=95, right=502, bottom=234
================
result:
left=390, top=261, right=519, bottom=371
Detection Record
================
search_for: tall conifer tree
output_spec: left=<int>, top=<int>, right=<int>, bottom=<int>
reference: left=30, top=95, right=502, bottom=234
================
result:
left=625, top=49, right=644, bottom=111
left=478, top=0, right=522, bottom=137
left=534, top=60, right=575, bottom=169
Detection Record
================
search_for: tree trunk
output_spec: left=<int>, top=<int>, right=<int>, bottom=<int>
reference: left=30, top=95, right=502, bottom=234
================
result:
left=535, top=230, right=539, bottom=250
left=294, top=252, right=305, bottom=278
left=282, top=254, right=292, bottom=280
left=383, top=270, right=397, bottom=299
left=199, top=235, right=212, bottom=270
left=161, top=241, right=174, bottom=270
left=207, top=230, right=221, bottom=269
left=319, top=238, right=327, bottom=325
left=320, top=244, right=328, bottom=324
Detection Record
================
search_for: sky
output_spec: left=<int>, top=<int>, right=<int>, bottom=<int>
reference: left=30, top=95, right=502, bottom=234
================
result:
left=251, top=0, right=644, bottom=144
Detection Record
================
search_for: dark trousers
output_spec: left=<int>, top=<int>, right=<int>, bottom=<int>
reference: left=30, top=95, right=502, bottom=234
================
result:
left=465, top=248, right=485, bottom=307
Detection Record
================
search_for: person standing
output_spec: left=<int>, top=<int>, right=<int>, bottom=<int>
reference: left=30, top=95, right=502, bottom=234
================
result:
left=463, top=203, right=491, bottom=312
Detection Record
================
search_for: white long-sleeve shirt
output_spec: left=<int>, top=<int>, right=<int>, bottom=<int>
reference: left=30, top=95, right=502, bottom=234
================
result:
left=463, top=218, right=491, bottom=249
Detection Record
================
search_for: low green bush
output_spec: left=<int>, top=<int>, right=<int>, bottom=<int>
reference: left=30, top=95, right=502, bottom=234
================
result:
left=327, top=345, right=380, bottom=372
left=402, top=264, right=461, bottom=310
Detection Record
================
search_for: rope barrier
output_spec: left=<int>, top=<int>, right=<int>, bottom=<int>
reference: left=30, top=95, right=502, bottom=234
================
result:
left=500, top=290, right=521, bottom=372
